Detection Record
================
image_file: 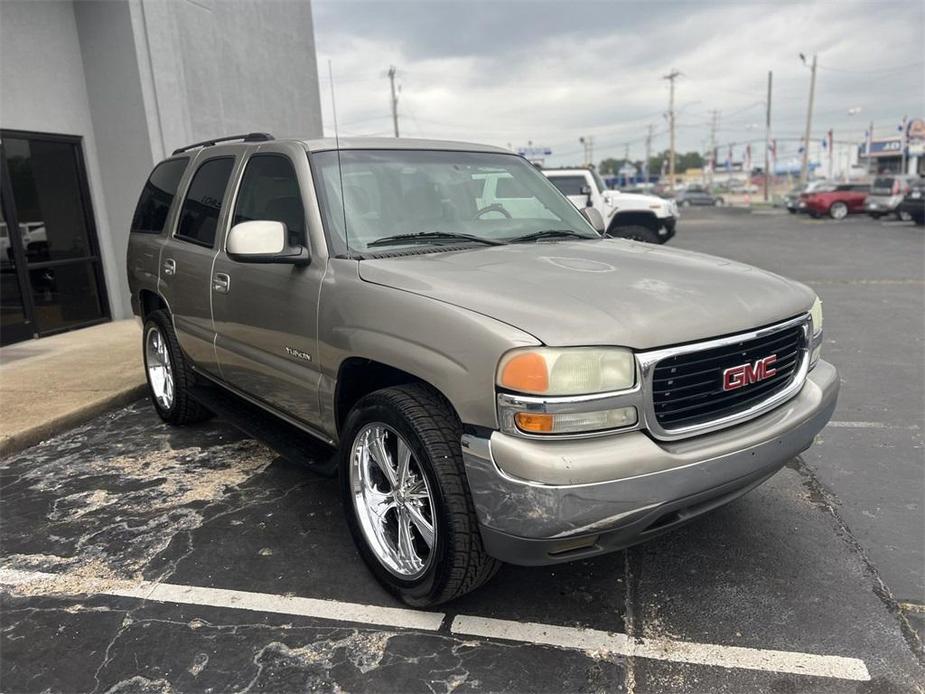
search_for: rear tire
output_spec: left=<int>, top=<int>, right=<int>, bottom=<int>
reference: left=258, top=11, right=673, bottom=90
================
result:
left=609, top=225, right=660, bottom=244
left=142, top=310, right=212, bottom=425
left=897, top=210, right=912, bottom=222
left=829, top=202, right=848, bottom=220
left=340, top=384, right=500, bottom=606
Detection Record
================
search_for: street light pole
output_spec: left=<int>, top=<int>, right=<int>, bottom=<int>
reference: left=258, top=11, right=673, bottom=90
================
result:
left=663, top=69, right=681, bottom=193
left=800, top=53, right=817, bottom=184
left=764, top=71, right=772, bottom=202
left=387, top=65, right=400, bottom=138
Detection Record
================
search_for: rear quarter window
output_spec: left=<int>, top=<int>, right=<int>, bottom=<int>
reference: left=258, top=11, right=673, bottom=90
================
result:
left=131, top=158, right=189, bottom=234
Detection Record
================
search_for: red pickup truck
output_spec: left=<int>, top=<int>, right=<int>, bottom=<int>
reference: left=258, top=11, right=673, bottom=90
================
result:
left=801, top=183, right=869, bottom=220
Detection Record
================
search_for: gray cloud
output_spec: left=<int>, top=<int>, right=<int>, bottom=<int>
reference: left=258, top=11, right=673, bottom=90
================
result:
left=313, top=0, right=925, bottom=166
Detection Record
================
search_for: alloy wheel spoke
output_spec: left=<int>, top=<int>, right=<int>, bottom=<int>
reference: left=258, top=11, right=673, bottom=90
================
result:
left=369, top=428, right=398, bottom=488
left=405, top=501, right=435, bottom=549
left=396, top=438, right=412, bottom=487
left=397, top=509, right=419, bottom=568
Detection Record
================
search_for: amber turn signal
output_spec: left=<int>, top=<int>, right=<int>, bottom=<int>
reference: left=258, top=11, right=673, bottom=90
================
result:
left=513, top=412, right=555, bottom=433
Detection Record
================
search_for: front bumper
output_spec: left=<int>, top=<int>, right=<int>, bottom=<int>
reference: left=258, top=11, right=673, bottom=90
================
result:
left=462, top=360, right=838, bottom=565
left=659, top=215, right=677, bottom=241
left=865, top=197, right=900, bottom=214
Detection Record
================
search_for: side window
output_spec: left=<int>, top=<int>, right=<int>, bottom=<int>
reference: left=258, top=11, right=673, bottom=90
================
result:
left=176, top=157, right=234, bottom=247
left=548, top=176, right=587, bottom=196
left=131, top=158, right=189, bottom=234
left=233, top=155, right=305, bottom=246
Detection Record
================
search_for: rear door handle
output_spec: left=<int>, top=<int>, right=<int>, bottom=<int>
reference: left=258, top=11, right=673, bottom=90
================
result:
left=212, top=273, right=231, bottom=294
left=163, top=258, right=176, bottom=276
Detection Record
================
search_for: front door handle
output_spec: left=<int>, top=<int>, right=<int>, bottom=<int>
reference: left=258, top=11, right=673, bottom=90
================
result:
left=212, top=273, right=231, bottom=294
left=163, top=258, right=176, bottom=276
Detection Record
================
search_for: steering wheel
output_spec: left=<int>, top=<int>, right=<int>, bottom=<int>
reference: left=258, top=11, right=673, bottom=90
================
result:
left=473, top=203, right=513, bottom=220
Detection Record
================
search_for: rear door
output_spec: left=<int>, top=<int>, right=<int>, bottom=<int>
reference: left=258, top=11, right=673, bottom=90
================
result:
left=158, top=152, right=238, bottom=375
left=210, top=142, right=326, bottom=427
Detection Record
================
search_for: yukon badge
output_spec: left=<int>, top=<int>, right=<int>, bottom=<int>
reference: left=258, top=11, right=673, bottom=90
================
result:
left=285, top=346, right=312, bottom=362
left=722, top=355, right=777, bottom=392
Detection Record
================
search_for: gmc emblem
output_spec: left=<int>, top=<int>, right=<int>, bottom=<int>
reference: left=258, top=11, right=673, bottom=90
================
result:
left=722, top=355, right=778, bottom=391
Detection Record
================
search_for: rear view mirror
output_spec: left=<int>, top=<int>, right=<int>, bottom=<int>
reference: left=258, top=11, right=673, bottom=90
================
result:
left=580, top=207, right=605, bottom=234
left=227, top=220, right=310, bottom=265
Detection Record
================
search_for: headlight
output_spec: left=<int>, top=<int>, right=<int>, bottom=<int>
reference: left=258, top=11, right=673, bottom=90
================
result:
left=496, top=347, right=639, bottom=436
left=497, top=347, right=635, bottom=396
left=809, top=296, right=823, bottom=367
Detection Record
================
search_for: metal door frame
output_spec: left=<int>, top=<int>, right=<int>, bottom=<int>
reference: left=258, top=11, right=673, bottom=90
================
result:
left=0, top=129, right=111, bottom=343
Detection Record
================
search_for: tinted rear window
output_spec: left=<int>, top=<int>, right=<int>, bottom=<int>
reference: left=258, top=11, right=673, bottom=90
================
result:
left=131, top=158, right=188, bottom=234
left=176, top=157, right=235, bottom=247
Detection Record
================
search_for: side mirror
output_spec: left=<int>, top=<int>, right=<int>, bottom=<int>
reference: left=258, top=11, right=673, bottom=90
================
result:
left=580, top=207, right=605, bottom=234
left=226, top=220, right=310, bottom=265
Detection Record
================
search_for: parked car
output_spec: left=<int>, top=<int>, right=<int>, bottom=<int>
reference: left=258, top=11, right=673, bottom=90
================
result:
left=542, top=167, right=678, bottom=243
left=785, top=181, right=829, bottom=214
left=865, top=175, right=918, bottom=220
left=896, top=179, right=925, bottom=225
left=128, top=134, right=837, bottom=606
left=674, top=185, right=724, bottom=207
left=801, top=183, right=869, bottom=220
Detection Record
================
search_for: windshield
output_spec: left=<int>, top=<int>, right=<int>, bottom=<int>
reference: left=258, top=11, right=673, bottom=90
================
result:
left=311, top=150, right=596, bottom=253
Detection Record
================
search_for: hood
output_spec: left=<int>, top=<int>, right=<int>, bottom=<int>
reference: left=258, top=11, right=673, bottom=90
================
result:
left=357, top=239, right=815, bottom=349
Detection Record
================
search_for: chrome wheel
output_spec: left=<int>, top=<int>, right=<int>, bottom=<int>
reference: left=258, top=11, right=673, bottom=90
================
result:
left=145, top=325, right=174, bottom=410
left=349, top=423, right=436, bottom=579
left=830, top=202, right=848, bottom=220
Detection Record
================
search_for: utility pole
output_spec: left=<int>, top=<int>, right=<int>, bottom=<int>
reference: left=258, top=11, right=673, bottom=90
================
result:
left=764, top=70, right=772, bottom=201
left=387, top=65, right=400, bottom=138
left=867, top=121, right=875, bottom=175
left=800, top=53, right=817, bottom=184
left=708, top=110, right=719, bottom=185
left=579, top=136, right=595, bottom=167
left=663, top=69, right=681, bottom=192
left=644, top=124, right=653, bottom=183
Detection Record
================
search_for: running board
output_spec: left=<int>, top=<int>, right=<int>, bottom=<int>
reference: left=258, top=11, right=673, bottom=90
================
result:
left=190, top=383, right=338, bottom=477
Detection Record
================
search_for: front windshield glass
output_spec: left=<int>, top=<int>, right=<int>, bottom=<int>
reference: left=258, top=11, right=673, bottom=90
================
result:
left=311, top=149, right=597, bottom=253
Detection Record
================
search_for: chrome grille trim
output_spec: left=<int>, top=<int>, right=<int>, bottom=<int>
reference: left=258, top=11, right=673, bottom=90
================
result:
left=637, top=314, right=812, bottom=441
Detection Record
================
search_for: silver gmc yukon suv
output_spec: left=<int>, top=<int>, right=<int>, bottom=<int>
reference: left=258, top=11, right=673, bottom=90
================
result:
left=127, top=134, right=837, bottom=606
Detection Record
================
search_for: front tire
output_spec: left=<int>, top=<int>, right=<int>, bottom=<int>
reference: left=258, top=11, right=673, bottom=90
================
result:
left=142, top=310, right=212, bottom=425
left=609, top=225, right=660, bottom=243
left=340, top=384, right=499, bottom=606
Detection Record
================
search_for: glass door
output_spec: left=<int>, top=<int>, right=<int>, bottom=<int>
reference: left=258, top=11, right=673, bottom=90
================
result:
left=0, top=130, right=110, bottom=345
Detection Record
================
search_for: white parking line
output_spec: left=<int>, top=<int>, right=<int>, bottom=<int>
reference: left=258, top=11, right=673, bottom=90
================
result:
left=827, top=421, right=920, bottom=430
left=0, top=568, right=445, bottom=632
left=0, top=568, right=870, bottom=681
left=451, top=615, right=870, bottom=682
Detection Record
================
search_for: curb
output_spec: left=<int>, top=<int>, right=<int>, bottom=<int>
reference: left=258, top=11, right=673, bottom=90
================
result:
left=0, top=384, right=147, bottom=458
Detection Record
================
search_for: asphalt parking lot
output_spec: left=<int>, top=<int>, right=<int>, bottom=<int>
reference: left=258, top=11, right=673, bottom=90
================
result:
left=1, top=208, right=923, bottom=693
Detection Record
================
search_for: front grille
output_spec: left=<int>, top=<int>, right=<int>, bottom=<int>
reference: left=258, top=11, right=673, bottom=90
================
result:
left=652, top=323, right=806, bottom=430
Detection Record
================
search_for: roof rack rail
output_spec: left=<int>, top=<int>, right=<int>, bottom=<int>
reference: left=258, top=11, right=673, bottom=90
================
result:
left=172, top=132, right=274, bottom=155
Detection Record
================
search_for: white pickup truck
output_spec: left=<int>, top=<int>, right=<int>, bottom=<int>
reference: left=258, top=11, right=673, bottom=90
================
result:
left=542, top=167, right=678, bottom=243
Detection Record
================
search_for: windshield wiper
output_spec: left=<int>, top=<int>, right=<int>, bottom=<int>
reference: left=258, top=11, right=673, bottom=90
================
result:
left=366, top=231, right=506, bottom=248
left=508, top=229, right=595, bottom=243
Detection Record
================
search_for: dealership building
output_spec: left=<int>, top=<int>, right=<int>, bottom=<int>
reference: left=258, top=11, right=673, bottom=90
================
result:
left=0, top=0, right=323, bottom=345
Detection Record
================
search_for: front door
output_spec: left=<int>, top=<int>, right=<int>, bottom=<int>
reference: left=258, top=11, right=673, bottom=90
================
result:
left=0, top=131, right=110, bottom=346
left=211, top=144, right=325, bottom=427
left=158, top=153, right=238, bottom=374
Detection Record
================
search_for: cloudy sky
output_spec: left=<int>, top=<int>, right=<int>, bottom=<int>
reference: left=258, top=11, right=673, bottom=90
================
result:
left=312, top=0, right=925, bottom=167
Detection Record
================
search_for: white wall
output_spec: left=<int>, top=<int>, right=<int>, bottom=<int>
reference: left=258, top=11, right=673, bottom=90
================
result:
left=0, top=0, right=124, bottom=317
left=134, top=0, right=324, bottom=155
left=0, top=0, right=324, bottom=326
